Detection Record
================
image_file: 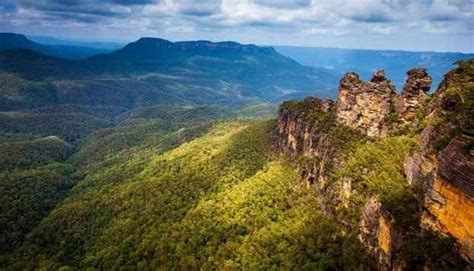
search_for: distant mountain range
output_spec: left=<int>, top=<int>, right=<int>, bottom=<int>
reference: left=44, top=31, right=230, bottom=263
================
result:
left=0, top=33, right=336, bottom=110
left=0, top=33, right=112, bottom=59
left=275, top=46, right=474, bottom=90
left=27, top=35, right=123, bottom=50
left=0, top=33, right=337, bottom=110
left=0, top=33, right=471, bottom=112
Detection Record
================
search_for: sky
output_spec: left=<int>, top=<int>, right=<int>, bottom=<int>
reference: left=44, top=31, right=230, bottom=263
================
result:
left=0, top=0, right=473, bottom=52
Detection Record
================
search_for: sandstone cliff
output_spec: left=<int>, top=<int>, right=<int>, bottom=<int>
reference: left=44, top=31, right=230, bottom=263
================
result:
left=271, top=59, right=474, bottom=270
left=405, top=59, right=474, bottom=261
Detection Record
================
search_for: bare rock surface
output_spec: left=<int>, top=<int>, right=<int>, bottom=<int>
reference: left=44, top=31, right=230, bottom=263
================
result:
left=396, top=68, right=432, bottom=123
left=336, top=70, right=396, bottom=137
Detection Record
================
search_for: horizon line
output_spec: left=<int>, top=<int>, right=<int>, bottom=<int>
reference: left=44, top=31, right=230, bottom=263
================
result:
left=3, top=32, right=472, bottom=55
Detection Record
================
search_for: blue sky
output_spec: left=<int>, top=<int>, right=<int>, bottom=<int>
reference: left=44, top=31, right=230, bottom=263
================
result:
left=1, top=0, right=473, bottom=52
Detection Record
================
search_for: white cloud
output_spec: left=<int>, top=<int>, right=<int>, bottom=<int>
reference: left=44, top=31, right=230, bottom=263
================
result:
left=0, top=0, right=472, bottom=51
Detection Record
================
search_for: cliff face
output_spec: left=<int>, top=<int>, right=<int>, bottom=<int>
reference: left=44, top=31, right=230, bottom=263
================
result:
left=271, top=59, right=474, bottom=269
left=404, top=60, right=474, bottom=261
left=359, top=197, right=404, bottom=269
left=272, top=97, right=335, bottom=158
left=271, top=97, right=345, bottom=214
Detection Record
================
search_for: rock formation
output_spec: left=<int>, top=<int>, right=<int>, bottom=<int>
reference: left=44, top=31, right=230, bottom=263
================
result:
left=271, top=59, right=474, bottom=269
left=395, top=68, right=432, bottom=124
left=336, top=70, right=396, bottom=137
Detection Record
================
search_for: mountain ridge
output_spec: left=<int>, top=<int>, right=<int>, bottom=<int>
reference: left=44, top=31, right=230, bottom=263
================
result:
left=0, top=33, right=111, bottom=59
left=0, top=34, right=336, bottom=109
left=0, top=33, right=46, bottom=52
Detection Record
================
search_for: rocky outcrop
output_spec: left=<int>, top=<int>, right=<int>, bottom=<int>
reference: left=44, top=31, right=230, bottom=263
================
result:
left=271, top=60, right=473, bottom=269
left=272, top=97, right=335, bottom=158
left=336, top=68, right=433, bottom=137
left=404, top=60, right=474, bottom=261
left=395, top=68, right=432, bottom=123
left=336, top=70, right=396, bottom=137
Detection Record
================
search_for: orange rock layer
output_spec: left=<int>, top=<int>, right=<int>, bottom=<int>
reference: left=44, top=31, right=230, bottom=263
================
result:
left=424, top=178, right=474, bottom=260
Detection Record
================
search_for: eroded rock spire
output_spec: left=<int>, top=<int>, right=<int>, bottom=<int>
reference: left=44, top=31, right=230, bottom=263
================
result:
left=335, top=70, right=396, bottom=137
left=396, top=68, right=432, bottom=123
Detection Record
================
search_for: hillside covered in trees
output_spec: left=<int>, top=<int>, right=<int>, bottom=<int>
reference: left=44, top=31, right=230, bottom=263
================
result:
left=0, top=32, right=472, bottom=270
left=1, top=111, right=376, bottom=269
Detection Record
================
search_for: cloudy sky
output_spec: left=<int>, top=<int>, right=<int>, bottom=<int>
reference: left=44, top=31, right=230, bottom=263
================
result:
left=1, top=0, right=473, bottom=52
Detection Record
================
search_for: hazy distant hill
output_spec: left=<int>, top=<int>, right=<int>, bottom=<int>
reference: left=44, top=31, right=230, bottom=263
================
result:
left=275, top=46, right=473, bottom=90
left=0, top=35, right=337, bottom=110
left=28, top=35, right=123, bottom=50
left=0, top=33, right=112, bottom=59
left=87, top=38, right=337, bottom=99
